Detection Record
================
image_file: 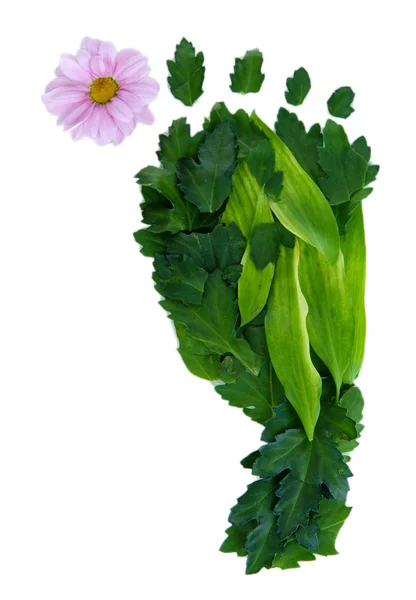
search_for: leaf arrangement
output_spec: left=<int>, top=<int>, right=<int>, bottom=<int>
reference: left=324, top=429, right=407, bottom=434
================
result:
left=135, top=40, right=379, bottom=574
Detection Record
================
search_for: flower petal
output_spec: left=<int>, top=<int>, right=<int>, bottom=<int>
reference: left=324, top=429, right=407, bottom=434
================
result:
left=113, top=128, right=126, bottom=146
left=117, top=89, right=147, bottom=112
left=60, top=54, right=92, bottom=85
left=136, top=106, right=155, bottom=125
left=115, top=118, right=136, bottom=136
left=45, top=76, right=85, bottom=93
left=76, top=49, right=92, bottom=72
left=124, top=77, right=159, bottom=102
left=81, top=37, right=101, bottom=55
left=58, top=100, right=93, bottom=129
left=99, top=109, right=117, bottom=144
left=106, top=97, right=134, bottom=123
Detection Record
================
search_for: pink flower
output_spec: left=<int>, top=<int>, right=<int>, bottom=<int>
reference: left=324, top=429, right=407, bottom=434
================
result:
left=42, top=37, right=159, bottom=145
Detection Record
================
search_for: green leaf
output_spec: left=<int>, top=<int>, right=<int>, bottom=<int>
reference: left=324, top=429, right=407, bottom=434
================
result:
left=352, top=136, right=371, bottom=161
left=253, top=428, right=352, bottom=501
left=327, top=87, right=355, bottom=119
left=245, top=514, right=282, bottom=574
left=275, top=108, right=324, bottom=182
left=340, top=205, right=366, bottom=381
left=161, top=270, right=262, bottom=375
left=275, top=474, right=321, bottom=539
left=295, top=518, right=320, bottom=551
left=265, top=241, right=322, bottom=441
left=252, top=112, right=340, bottom=265
left=272, top=539, right=315, bottom=569
left=264, top=171, right=284, bottom=201
left=216, top=361, right=278, bottom=424
left=365, top=164, right=380, bottom=185
left=157, top=118, right=205, bottom=172
left=315, top=499, right=352, bottom=555
left=241, top=451, right=261, bottom=469
left=153, top=254, right=207, bottom=305
left=261, top=402, right=301, bottom=443
left=318, top=402, right=358, bottom=441
left=167, top=38, right=205, bottom=106
left=285, top=67, right=311, bottom=106
left=318, top=120, right=368, bottom=206
left=223, top=161, right=275, bottom=325
left=247, top=140, right=275, bottom=187
left=137, top=167, right=207, bottom=233
left=220, top=522, right=256, bottom=557
left=229, top=479, right=277, bottom=526
left=230, top=49, right=265, bottom=95
left=177, top=122, right=237, bottom=213
left=204, top=103, right=266, bottom=158
left=242, top=324, right=269, bottom=357
left=298, top=240, right=353, bottom=397
left=339, top=386, right=364, bottom=425
left=133, top=229, right=166, bottom=258
left=167, top=223, right=246, bottom=275
left=250, top=223, right=280, bottom=270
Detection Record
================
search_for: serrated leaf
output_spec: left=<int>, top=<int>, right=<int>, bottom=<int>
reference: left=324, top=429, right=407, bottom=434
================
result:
left=167, top=222, right=246, bottom=275
left=230, top=49, right=265, bottom=95
left=220, top=522, right=256, bottom=557
left=295, top=518, right=320, bottom=551
left=265, top=241, right=322, bottom=441
left=133, top=229, right=166, bottom=258
left=315, top=499, right=352, bottom=555
left=247, top=140, right=275, bottom=187
left=275, top=108, right=324, bottom=182
left=215, top=361, right=278, bottom=424
left=365, top=164, right=380, bottom=185
left=204, top=103, right=266, bottom=158
left=272, top=539, right=315, bottom=569
left=153, top=254, right=208, bottom=304
left=275, top=474, right=322, bottom=539
left=178, top=122, right=236, bottom=213
left=285, top=67, right=311, bottom=106
left=167, top=38, right=204, bottom=106
left=229, top=479, right=277, bottom=526
left=252, top=113, right=340, bottom=265
left=157, top=118, right=205, bottom=172
left=339, top=386, right=364, bottom=425
left=261, top=402, right=301, bottom=443
left=298, top=240, right=353, bottom=396
left=250, top=223, right=280, bottom=270
left=318, top=402, right=358, bottom=441
left=245, top=514, right=282, bottom=574
left=352, top=136, right=371, bottom=161
left=241, top=450, right=261, bottom=469
left=253, top=428, right=352, bottom=501
left=161, top=270, right=262, bottom=375
left=264, top=171, right=284, bottom=201
left=243, top=324, right=269, bottom=357
left=327, top=87, right=355, bottom=119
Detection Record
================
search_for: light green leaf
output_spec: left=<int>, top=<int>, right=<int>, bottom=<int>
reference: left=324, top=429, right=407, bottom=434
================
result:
left=340, top=205, right=366, bottom=382
left=298, top=240, right=353, bottom=397
left=265, top=241, right=322, bottom=440
left=251, top=112, right=340, bottom=265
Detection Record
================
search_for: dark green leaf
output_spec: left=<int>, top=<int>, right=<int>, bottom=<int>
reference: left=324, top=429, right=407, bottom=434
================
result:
left=250, top=223, right=280, bottom=270
left=167, top=38, right=204, bottom=106
left=247, top=140, right=275, bottom=187
left=295, top=518, right=320, bottom=551
left=241, top=450, right=261, bottom=469
left=215, top=361, right=276, bottom=424
left=327, top=87, right=355, bottom=119
left=365, top=164, right=380, bottom=185
left=230, top=479, right=277, bottom=526
left=275, top=108, right=323, bottom=181
left=318, top=402, right=358, bottom=441
left=272, top=539, right=315, bottom=569
left=264, top=171, right=284, bottom=201
left=178, top=123, right=237, bottom=213
left=242, top=324, right=268, bottom=357
left=204, top=103, right=266, bottom=158
left=161, top=270, right=262, bottom=375
left=157, top=118, right=205, bottom=172
left=230, top=49, right=265, bottom=94
left=153, top=254, right=207, bottom=304
left=245, top=513, right=282, bottom=574
left=261, top=402, right=301, bottom=443
left=285, top=67, right=311, bottom=106
left=315, top=499, right=351, bottom=555
left=276, top=221, right=295, bottom=248
left=340, top=386, right=364, bottom=426
left=352, top=136, right=371, bottom=161
left=133, top=229, right=166, bottom=257
left=220, top=522, right=256, bottom=557
left=275, top=474, right=321, bottom=539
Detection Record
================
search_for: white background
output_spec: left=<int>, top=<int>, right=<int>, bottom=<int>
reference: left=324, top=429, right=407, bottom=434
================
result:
left=1, top=1, right=415, bottom=598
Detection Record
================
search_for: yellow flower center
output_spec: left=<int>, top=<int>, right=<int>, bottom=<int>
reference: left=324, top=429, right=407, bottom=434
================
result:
left=89, top=77, right=120, bottom=104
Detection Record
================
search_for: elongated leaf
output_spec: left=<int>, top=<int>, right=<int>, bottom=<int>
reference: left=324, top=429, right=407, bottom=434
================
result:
left=177, top=122, right=236, bottom=213
left=167, top=38, right=204, bottom=106
left=161, top=270, right=262, bottom=375
left=298, top=241, right=353, bottom=396
left=340, top=205, right=366, bottom=382
left=245, top=514, right=282, bottom=574
left=222, top=162, right=275, bottom=325
left=265, top=241, right=322, bottom=440
left=251, top=113, right=340, bottom=264
left=230, top=49, right=265, bottom=94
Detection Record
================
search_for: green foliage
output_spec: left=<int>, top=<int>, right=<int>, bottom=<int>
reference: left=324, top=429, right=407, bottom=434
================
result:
left=157, top=118, right=205, bottom=172
left=178, top=122, right=237, bottom=213
left=327, top=87, right=355, bottom=119
left=230, top=49, right=265, bottom=94
left=167, top=38, right=205, bottom=106
left=153, top=254, right=207, bottom=305
left=247, top=140, right=275, bottom=187
left=220, top=522, right=255, bottom=556
left=245, top=514, right=282, bottom=574
left=285, top=67, right=311, bottom=106
left=250, top=223, right=280, bottom=269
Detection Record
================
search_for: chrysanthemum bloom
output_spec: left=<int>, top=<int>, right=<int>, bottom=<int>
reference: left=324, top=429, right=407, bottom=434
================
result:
left=42, top=37, right=159, bottom=145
